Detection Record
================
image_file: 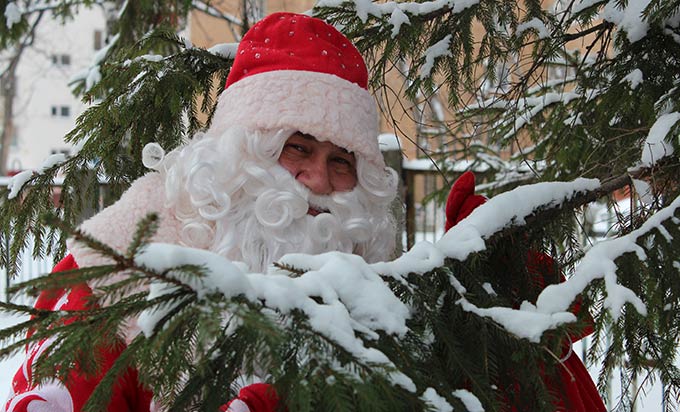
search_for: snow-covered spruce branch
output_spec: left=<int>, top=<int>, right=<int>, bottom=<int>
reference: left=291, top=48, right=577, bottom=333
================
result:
left=11, top=214, right=469, bottom=410
left=482, top=160, right=676, bottom=245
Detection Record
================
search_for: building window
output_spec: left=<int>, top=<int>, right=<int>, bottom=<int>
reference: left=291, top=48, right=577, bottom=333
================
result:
left=51, top=54, right=71, bottom=66
left=51, top=105, right=71, bottom=117
left=94, top=30, right=103, bottom=50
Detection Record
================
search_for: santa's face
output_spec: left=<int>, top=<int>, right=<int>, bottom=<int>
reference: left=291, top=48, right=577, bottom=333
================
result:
left=277, top=133, right=357, bottom=205
left=157, top=128, right=397, bottom=272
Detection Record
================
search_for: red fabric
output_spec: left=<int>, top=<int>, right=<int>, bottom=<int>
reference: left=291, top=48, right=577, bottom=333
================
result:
left=225, top=13, right=368, bottom=89
left=222, top=383, right=281, bottom=412
left=444, top=171, right=487, bottom=231
left=5, top=255, right=153, bottom=412
left=444, top=172, right=606, bottom=412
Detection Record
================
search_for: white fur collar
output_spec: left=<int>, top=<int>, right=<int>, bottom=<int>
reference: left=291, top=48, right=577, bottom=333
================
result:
left=67, top=172, right=184, bottom=269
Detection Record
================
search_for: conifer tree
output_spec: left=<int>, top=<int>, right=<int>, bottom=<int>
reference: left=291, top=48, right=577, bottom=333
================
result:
left=0, top=0, right=679, bottom=411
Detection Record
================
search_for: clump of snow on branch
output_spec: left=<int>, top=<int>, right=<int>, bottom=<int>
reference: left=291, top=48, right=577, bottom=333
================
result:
left=452, top=389, right=485, bottom=412
left=136, top=243, right=255, bottom=301
left=458, top=298, right=576, bottom=343
left=622, top=69, right=643, bottom=89
left=421, top=387, right=453, bottom=412
left=640, top=112, right=679, bottom=167
left=516, top=18, right=550, bottom=39
left=6, top=153, right=68, bottom=199
left=437, top=178, right=601, bottom=260
left=70, top=33, right=120, bottom=92
left=388, top=8, right=410, bottom=38
left=315, top=0, right=480, bottom=33
left=601, top=0, right=650, bottom=43
left=420, top=35, right=452, bottom=79
left=4, top=2, right=21, bottom=29
left=599, top=0, right=680, bottom=44
left=208, top=43, right=239, bottom=59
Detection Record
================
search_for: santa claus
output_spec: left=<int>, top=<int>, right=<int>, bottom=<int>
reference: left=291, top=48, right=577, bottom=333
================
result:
left=5, top=12, right=398, bottom=412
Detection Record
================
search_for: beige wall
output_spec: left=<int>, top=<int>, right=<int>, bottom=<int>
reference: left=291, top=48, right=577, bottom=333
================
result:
left=190, top=1, right=316, bottom=48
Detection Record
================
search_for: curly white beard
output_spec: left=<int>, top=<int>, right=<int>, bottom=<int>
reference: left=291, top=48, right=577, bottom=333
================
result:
left=155, top=127, right=398, bottom=273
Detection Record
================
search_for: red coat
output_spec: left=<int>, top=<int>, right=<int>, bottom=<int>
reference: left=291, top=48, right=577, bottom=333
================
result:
left=4, top=255, right=153, bottom=412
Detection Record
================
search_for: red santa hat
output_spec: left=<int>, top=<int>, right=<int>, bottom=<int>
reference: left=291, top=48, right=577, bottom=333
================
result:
left=212, top=12, right=384, bottom=167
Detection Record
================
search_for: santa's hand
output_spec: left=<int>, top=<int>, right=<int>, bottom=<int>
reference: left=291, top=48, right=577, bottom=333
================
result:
left=445, top=171, right=487, bottom=231
left=222, top=383, right=281, bottom=412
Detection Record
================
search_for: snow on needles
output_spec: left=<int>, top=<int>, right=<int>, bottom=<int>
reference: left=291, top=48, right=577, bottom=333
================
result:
left=4, top=2, right=21, bottom=29
left=6, top=153, right=68, bottom=199
left=516, top=18, right=550, bottom=39
left=134, top=245, right=416, bottom=390
left=640, top=112, right=679, bottom=167
left=437, top=178, right=601, bottom=260
left=537, top=193, right=680, bottom=320
left=316, top=0, right=480, bottom=34
left=420, top=35, right=452, bottom=79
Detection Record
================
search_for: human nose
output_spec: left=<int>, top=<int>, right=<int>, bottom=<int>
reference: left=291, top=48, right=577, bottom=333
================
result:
left=297, top=155, right=332, bottom=195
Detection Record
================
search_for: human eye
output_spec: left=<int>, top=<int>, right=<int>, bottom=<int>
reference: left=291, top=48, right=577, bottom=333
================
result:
left=331, top=154, right=356, bottom=173
left=284, top=143, right=309, bottom=154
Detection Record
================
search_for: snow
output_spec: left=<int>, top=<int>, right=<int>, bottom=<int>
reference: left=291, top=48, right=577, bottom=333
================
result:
left=317, top=0, right=479, bottom=21
left=421, top=387, right=453, bottom=412
left=135, top=245, right=415, bottom=390
left=517, top=18, right=550, bottom=39
left=452, top=389, right=484, bottom=412
left=378, top=133, right=401, bottom=152
left=537, top=193, right=680, bottom=319
left=458, top=297, right=576, bottom=343
left=437, top=178, right=601, bottom=260
left=138, top=283, right=182, bottom=338
left=208, top=43, right=239, bottom=59
left=7, top=170, right=33, bottom=200
left=371, top=241, right=445, bottom=281
left=37, top=153, right=67, bottom=174
left=602, top=0, right=651, bottom=43
left=276, top=252, right=410, bottom=337
left=622, top=68, right=643, bottom=89
left=138, top=54, right=164, bottom=63
left=482, top=282, right=497, bottom=296
left=389, top=8, right=410, bottom=38
left=135, top=243, right=255, bottom=301
left=70, top=33, right=120, bottom=92
left=6, top=152, right=69, bottom=199
left=420, top=35, right=452, bottom=79
left=640, top=112, right=679, bottom=166
left=4, top=2, right=21, bottom=29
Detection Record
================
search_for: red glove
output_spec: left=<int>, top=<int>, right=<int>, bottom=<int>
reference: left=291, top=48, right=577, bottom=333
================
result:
left=222, top=383, right=281, bottom=412
left=445, top=171, right=487, bottom=231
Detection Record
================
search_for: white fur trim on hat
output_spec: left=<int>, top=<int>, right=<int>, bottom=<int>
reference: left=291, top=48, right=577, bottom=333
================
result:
left=212, top=70, right=384, bottom=167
